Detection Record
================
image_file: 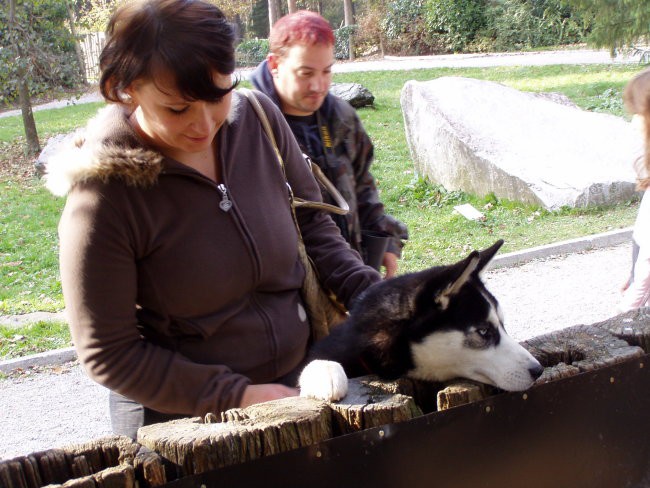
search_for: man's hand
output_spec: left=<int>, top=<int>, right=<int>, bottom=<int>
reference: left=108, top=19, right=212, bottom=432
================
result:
left=382, top=252, right=399, bottom=279
left=240, top=384, right=299, bottom=408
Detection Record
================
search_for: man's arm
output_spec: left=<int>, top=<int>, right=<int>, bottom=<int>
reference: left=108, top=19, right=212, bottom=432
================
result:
left=348, top=108, right=408, bottom=259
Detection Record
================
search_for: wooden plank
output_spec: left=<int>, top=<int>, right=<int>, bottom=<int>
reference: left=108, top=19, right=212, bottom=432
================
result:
left=2, top=461, right=27, bottom=488
left=93, top=464, right=135, bottom=488
left=63, top=436, right=139, bottom=475
left=523, top=324, right=644, bottom=383
left=594, top=307, right=650, bottom=352
left=133, top=447, right=167, bottom=487
left=54, top=475, right=96, bottom=487
left=68, top=455, right=91, bottom=479
left=328, top=376, right=422, bottom=434
left=436, top=381, right=493, bottom=411
left=19, top=455, right=42, bottom=488
left=35, top=452, right=56, bottom=486
left=138, top=397, right=331, bottom=476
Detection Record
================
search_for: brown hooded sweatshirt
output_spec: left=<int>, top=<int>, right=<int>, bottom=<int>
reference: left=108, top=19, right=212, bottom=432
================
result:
left=46, top=90, right=380, bottom=416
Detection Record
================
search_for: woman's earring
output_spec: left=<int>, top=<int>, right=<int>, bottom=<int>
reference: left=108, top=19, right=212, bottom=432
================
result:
left=118, top=92, right=133, bottom=104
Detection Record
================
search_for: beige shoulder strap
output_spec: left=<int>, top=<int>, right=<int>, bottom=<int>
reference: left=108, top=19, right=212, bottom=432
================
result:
left=239, top=88, right=349, bottom=216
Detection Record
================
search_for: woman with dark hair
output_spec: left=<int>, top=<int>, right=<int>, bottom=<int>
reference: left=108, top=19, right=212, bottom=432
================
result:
left=45, top=0, right=380, bottom=439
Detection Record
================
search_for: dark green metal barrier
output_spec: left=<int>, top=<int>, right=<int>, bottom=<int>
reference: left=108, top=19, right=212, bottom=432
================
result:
left=166, top=354, right=650, bottom=488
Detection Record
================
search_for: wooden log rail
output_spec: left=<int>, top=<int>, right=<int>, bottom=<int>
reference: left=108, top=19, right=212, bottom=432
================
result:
left=591, top=307, right=650, bottom=352
left=2, top=308, right=650, bottom=488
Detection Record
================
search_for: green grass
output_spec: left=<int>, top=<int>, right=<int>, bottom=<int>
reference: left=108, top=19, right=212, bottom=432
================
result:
left=0, top=62, right=645, bottom=355
left=0, top=102, right=105, bottom=142
left=0, top=179, right=65, bottom=314
left=0, top=321, right=71, bottom=360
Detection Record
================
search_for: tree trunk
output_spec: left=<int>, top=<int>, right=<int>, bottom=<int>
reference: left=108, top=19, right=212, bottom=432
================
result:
left=287, top=0, right=297, bottom=14
left=343, top=0, right=355, bottom=60
left=9, top=0, right=40, bottom=157
left=268, top=0, right=280, bottom=31
left=64, top=0, right=87, bottom=84
left=17, top=80, right=40, bottom=156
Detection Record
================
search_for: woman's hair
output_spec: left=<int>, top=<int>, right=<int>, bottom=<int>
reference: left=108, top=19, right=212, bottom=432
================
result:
left=269, top=10, right=334, bottom=58
left=99, top=0, right=238, bottom=103
left=624, top=68, right=650, bottom=190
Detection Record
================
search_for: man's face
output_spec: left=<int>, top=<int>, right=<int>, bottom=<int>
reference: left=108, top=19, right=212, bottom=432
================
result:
left=268, top=43, right=334, bottom=116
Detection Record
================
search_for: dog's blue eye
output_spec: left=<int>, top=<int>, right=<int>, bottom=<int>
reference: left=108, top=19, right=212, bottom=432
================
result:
left=477, top=327, right=489, bottom=336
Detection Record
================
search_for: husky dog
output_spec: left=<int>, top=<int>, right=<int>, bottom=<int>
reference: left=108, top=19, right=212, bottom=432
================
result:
left=297, top=240, right=544, bottom=401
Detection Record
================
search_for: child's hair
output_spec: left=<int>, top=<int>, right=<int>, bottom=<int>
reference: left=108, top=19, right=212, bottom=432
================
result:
left=269, top=10, right=334, bottom=58
left=624, top=68, right=650, bottom=190
left=99, top=0, right=238, bottom=104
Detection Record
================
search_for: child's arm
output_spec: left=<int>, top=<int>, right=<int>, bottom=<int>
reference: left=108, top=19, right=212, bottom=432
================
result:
left=618, top=245, right=650, bottom=312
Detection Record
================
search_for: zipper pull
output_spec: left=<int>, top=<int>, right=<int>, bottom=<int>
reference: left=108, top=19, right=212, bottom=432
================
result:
left=217, top=183, right=232, bottom=212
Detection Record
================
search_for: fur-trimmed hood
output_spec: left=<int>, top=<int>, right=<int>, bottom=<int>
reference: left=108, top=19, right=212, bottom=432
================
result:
left=45, top=96, right=242, bottom=197
left=45, top=105, right=164, bottom=197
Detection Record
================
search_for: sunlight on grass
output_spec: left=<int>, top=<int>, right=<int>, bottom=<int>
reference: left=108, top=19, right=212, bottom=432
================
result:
left=0, top=321, right=71, bottom=359
left=0, top=102, right=105, bottom=142
left=334, top=64, right=642, bottom=117
left=0, top=179, right=65, bottom=314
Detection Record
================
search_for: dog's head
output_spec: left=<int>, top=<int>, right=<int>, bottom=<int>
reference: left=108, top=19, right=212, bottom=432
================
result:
left=356, top=239, right=543, bottom=391
left=409, top=239, right=543, bottom=390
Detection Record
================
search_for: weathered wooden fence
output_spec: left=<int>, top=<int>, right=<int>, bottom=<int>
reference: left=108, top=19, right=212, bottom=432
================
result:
left=2, top=308, right=650, bottom=488
left=78, top=33, right=105, bottom=82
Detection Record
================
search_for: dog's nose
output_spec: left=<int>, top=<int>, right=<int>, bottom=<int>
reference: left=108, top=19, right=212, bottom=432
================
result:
left=529, top=363, right=544, bottom=380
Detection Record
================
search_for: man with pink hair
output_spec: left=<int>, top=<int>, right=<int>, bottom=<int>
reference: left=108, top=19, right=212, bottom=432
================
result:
left=251, top=10, right=408, bottom=278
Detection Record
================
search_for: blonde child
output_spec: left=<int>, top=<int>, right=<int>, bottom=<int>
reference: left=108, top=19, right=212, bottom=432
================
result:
left=618, top=67, right=650, bottom=312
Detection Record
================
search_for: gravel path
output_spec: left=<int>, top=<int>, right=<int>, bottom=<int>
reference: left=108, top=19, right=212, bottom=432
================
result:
left=485, top=242, right=630, bottom=342
left=0, top=243, right=632, bottom=460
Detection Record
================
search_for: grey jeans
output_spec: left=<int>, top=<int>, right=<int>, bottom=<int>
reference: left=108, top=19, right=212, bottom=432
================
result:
left=109, top=391, right=186, bottom=439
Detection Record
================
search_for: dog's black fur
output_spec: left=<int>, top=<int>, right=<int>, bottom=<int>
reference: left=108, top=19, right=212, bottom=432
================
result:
left=285, top=239, right=510, bottom=386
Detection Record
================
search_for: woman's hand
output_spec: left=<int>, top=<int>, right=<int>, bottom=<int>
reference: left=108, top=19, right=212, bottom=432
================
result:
left=240, top=383, right=299, bottom=408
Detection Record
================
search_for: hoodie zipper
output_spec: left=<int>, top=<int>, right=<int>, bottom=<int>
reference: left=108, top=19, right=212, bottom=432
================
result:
left=217, top=178, right=276, bottom=367
left=217, top=183, right=232, bottom=212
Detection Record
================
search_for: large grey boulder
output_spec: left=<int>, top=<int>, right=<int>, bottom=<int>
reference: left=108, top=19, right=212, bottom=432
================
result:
left=330, top=82, right=374, bottom=108
left=400, top=77, right=642, bottom=209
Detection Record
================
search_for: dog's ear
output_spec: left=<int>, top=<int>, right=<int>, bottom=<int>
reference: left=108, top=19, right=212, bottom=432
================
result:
left=432, top=240, right=503, bottom=310
left=435, top=251, right=480, bottom=310
left=475, top=239, right=504, bottom=275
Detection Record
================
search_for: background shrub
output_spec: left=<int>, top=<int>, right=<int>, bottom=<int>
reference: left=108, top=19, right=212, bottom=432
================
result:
left=353, top=0, right=387, bottom=56
left=377, top=0, right=588, bottom=56
left=475, top=0, right=587, bottom=52
left=424, top=0, right=487, bottom=53
left=0, top=0, right=82, bottom=105
left=335, top=25, right=359, bottom=59
left=381, top=0, right=441, bottom=55
left=235, top=38, right=270, bottom=67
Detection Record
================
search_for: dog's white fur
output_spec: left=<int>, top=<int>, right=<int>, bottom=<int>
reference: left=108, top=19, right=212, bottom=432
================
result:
left=299, top=360, right=348, bottom=401
left=409, top=304, right=540, bottom=391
